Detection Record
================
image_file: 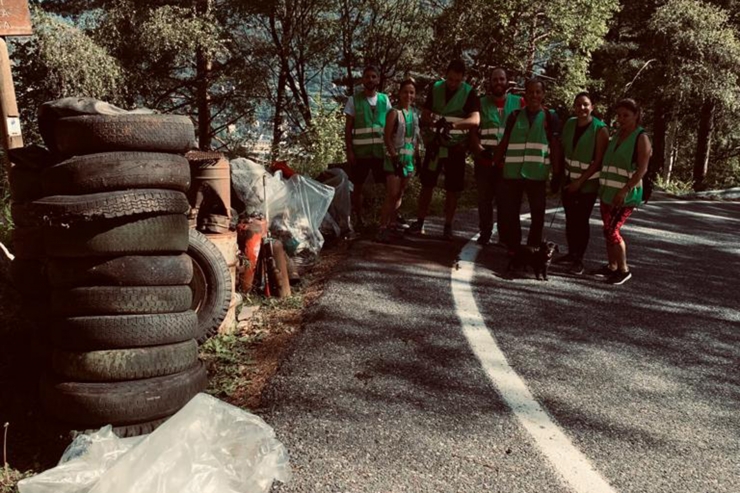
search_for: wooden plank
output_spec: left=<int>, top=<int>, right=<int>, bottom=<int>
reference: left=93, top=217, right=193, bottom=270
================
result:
left=0, top=0, right=33, bottom=37
left=0, top=36, right=22, bottom=171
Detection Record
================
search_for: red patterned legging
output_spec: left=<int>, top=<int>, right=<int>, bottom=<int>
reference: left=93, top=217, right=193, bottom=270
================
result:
left=600, top=202, right=634, bottom=245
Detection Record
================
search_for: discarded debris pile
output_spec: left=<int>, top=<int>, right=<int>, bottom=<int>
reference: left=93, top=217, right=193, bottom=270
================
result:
left=6, top=98, right=206, bottom=437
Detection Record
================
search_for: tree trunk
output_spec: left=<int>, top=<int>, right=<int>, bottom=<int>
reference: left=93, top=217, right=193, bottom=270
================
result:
left=272, top=68, right=287, bottom=160
left=693, top=99, right=715, bottom=191
left=663, top=119, right=678, bottom=183
left=196, top=0, right=212, bottom=150
left=651, top=99, right=666, bottom=176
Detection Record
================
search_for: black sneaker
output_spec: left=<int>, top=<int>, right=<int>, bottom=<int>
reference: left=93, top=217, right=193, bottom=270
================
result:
left=591, top=265, right=617, bottom=278
left=552, top=253, right=576, bottom=264
left=395, top=213, right=410, bottom=229
left=608, top=270, right=632, bottom=285
left=407, top=220, right=425, bottom=235
left=477, top=232, right=492, bottom=245
left=570, top=260, right=585, bottom=275
left=442, top=224, right=453, bottom=240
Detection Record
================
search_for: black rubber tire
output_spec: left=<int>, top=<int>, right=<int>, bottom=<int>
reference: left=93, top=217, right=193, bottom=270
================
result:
left=47, top=254, right=193, bottom=288
left=52, top=340, right=198, bottom=382
left=73, top=416, right=172, bottom=438
left=188, top=229, right=232, bottom=344
left=41, top=152, right=191, bottom=196
left=53, top=115, right=195, bottom=156
left=8, top=166, right=43, bottom=202
left=10, top=202, right=42, bottom=227
left=40, top=362, right=207, bottom=426
left=32, top=189, right=189, bottom=225
left=44, top=214, right=189, bottom=257
left=11, top=227, right=45, bottom=259
left=10, top=258, right=48, bottom=296
left=50, top=286, right=192, bottom=316
left=50, top=311, right=199, bottom=350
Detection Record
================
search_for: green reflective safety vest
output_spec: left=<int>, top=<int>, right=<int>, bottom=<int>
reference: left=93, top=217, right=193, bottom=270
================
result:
left=428, top=80, right=473, bottom=162
left=384, top=108, right=418, bottom=177
left=503, top=109, right=551, bottom=181
left=352, top=91, right=389, bottom=159
left=479, top=94, right=522, bottom=150
left=562, top=117, right=606, bottom=194
left=599, top=127, right=645, bottom=207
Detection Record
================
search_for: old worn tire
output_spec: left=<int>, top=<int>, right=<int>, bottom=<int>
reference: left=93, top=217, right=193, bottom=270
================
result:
left=41, top=361, right=207, bottom=426
left=47, top=254, right=193, bottom=288
left=10, top=202, right=42, bottom=227
left=52, top=340, right=198, bottom=382
left=41, top=152, right=191, bottom=196
left=53, top=115, right=195, bottom=156
left=10, top=258, right=48, bottom=296
left=50, top=311, right=199, bottom=350
left=9, top=166, right=44, bottom=202
left=73, top=416, right=172, bottom=438
left=32, top=189, right=189, bottom=225
left=45, top=214, right=189, bottom=257
left=50, top=286, right=192, bottom=316
left=11, top=227, right=45, bottom=259
left=188, top=229, right=231, bottom=344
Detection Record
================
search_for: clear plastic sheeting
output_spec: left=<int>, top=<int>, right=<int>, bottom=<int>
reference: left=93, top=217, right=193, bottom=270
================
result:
left=18, top=393, right=291, bottom=493
left=272, top=174, right=335, bottom=255
left=230, top=158, right=289, bottom=216
left=231, top=158, right=335, bottom=255
left=318, top=168, right=354, bottom=238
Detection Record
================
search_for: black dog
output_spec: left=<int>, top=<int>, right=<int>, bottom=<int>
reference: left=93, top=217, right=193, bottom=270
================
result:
left=507, top=241, right=560, bottom=281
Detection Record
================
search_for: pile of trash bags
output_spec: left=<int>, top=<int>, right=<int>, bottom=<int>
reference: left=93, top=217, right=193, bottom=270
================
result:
left=230, top=158, right=352, bottom=257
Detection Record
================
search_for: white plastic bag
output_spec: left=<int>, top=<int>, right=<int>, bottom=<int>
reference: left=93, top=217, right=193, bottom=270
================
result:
left=17, top=426, right=141, bottom=493
left=18, top=394, right=291, bottom=493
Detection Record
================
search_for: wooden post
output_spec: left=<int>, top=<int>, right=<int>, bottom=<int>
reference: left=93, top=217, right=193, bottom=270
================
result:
left=0, top=0, right=34, bottom=170
left=0, top=36, right=22, bottom=171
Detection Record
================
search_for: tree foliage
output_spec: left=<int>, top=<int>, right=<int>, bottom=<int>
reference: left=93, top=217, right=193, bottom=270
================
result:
left=3, top=0, right=738, bottom=187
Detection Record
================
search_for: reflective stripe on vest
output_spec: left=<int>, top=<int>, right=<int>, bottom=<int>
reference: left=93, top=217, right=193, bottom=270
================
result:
left=479, top=94, right=522, bottom=149
left=352, top=92, right=389, bottom=158
left=599, top=127, right=645, bottom=206
left=562, top=116, right=606, bottom=193
left=503, top=110, right=551, bottom=181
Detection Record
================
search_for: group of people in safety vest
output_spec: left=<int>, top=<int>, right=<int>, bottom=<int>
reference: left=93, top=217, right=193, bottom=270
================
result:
left=344, top=61, right=652, bottom=285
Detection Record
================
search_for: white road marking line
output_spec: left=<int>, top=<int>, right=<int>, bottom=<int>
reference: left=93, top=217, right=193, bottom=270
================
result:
left=451, top=213, right=617, bottom=493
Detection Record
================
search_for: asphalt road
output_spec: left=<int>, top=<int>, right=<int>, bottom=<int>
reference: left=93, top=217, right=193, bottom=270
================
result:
left=262, top=198, right=740, bottom=493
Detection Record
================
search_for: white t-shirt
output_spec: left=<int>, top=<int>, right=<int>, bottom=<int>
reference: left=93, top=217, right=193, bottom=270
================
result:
left=344, top=93, right=379, bottom=117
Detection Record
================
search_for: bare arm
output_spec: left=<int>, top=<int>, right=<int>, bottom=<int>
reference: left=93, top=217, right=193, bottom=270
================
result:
left=627, top=133, right=652, bottom=188
left=421, top=107, right=434, bottom=128
left=344, top=115, right=355, bottom=165
left=384, top=110, right=398, bottom=158
left=469, top=128, right=484, bottom=156
left=451, top=111, right=480, bottom=130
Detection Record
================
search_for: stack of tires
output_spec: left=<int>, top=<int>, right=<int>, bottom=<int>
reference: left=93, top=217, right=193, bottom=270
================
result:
left=12, top=113, right=208, bottom=436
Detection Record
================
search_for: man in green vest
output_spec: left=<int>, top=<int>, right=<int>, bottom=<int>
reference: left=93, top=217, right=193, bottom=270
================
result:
left=407, top=59, right=480, bottom=240
left=470, top=67, right=524, bottom=245
left=344, top=65, right=390, bottom=226
left=494, top=77, right=562, bottom=252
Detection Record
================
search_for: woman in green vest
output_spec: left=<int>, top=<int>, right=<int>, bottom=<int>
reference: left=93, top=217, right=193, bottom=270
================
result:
left=377, top=78, right=420, bottom=242
left=595, top=99, right=652, bottom=285
left=554, top=92, right=609, bottom=274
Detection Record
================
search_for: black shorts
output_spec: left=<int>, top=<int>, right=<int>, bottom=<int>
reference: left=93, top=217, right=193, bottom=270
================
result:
left=350, top=157, right=386, bottom=187
left=420, top=147, right=466, bottom=192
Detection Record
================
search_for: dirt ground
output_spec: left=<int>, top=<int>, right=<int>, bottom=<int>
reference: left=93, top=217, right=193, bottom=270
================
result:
left=0, top=237, right=350, bottom=490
